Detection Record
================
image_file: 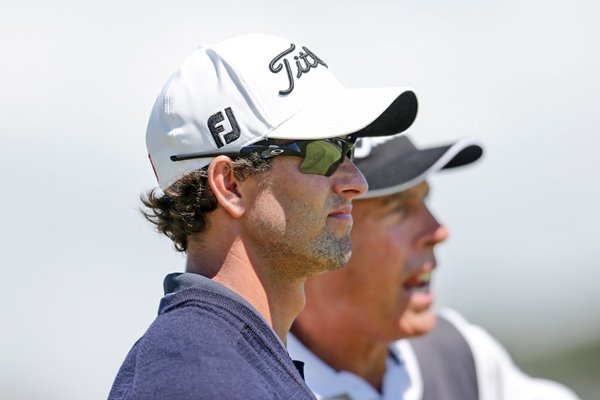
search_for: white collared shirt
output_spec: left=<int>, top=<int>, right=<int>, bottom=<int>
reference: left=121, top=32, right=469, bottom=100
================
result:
left=287, top=309, right=580, bottom=400
left=287, top=333, right=423, bottom=400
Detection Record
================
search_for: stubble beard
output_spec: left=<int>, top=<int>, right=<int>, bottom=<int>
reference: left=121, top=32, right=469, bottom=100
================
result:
left=308, top=229, right=352, bottom=275
left=247, top=184, right=353, bottom=280
left=253, top=220, right=353, bottom=282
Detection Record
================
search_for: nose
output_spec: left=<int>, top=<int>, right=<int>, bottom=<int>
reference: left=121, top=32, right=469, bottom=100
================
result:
left=418, top=206, right=449, bottom=248
left=331, top=159, right=368, bottom=200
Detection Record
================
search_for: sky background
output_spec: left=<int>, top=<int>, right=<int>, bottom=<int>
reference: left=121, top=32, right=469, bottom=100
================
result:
left=1, top=1, right=599, bottom=399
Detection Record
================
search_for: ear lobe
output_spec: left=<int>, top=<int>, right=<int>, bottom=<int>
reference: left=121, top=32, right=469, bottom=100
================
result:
left=207, top=156, right=245, bottom=218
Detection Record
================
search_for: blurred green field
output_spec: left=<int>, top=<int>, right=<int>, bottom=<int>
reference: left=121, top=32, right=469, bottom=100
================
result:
left=515, top=338, right=600, bottom=400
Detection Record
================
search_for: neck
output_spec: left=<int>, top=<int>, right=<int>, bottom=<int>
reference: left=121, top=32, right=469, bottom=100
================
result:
left=292, top=313, right=389, bottom=392
left=256, top=276, right=306, bottom=344
left=186, top=235, right=305, bottom=345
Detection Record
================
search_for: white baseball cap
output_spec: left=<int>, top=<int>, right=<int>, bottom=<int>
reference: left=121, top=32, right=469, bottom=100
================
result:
left=146, top=34, right=418, bottom=189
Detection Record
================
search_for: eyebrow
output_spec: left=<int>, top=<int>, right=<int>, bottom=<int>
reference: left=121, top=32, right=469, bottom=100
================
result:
left=380, top=184, right=431, bottom=207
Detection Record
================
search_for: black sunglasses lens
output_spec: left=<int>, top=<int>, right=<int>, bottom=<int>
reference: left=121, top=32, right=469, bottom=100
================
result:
left=300, top=140, right=343, bottom=176
left=345, top=143, right=355, bottom=161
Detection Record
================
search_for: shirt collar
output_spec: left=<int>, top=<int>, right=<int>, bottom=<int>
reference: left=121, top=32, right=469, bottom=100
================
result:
left=287, top=333, right=419, bottom=400
left=164, top=272, right=246, bottom=299
left=162, top=272, right=287, bottom=349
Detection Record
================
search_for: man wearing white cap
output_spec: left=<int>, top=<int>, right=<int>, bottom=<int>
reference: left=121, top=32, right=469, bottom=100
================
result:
left=289, top=135, right=580, bottom=399
left=108, top=34, right=418, bottom=399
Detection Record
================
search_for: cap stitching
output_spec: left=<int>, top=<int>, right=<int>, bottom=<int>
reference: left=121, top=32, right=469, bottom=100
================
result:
left=206, top=46, right=274, bottom=134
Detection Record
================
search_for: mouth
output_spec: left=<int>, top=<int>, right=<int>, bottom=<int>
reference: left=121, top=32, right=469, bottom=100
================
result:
left=328, top=205, right=352, bottom=219
left=403, top=271, right=433, bottom=294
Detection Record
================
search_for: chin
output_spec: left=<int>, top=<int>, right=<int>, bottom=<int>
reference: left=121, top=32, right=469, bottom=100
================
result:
left=399, top=309, right=437, bottom=338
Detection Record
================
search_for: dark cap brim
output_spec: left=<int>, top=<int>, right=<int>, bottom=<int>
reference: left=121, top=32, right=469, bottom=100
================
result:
left=356, top=136, right=483, bottom=199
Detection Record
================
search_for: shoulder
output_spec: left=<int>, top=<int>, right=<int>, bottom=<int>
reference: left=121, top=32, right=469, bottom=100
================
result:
left=406, top=309, right=479, bottom=400
left=118, top=300, right=266, bottom=399
left=435, top=308, right=581, bottom=400
left=111, top=290, right=313, bottom=400
left=145, top=301, right=242, bottom=352
left=409, top=308, right=479, bottom=372
left=436, top=307, right=524, bottom=366
left=436, top=308, right=499, bottom=348
left=436, top=307, right=524, bottom=371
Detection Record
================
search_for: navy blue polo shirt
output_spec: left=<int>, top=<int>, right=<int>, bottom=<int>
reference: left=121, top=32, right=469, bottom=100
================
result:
left=109, top=273, right=315, bottom=399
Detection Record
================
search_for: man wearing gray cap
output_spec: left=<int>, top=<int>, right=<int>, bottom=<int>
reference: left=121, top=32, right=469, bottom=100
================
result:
left=289, top=135, right=580, bottom=399
left=108, top=34, right=418, bottom=399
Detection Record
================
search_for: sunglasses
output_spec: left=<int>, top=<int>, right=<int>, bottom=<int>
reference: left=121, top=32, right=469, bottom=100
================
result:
left=170, top=138, right=356, bottom=177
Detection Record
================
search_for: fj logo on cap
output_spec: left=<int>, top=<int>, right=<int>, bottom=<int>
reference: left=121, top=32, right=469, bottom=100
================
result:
left=208, top=107, right=240, bottom=149
left=269, top=43, right=328, bottom=96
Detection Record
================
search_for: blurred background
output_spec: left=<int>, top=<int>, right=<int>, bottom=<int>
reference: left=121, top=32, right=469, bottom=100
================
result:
left=1, top=0, right=598, bottom=398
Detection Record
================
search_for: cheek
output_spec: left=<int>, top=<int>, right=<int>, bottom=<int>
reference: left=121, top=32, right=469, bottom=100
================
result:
left=344, top=230, right=410, bottom=316
left=257, top=166, right=330, bottom=230
left=351, top=226, right=409, bottom=273
left=247, top=189, right=287, bottom=236
left=272, top=168, right=330, bottom=213
left=351, top=228, right=410, bottom=299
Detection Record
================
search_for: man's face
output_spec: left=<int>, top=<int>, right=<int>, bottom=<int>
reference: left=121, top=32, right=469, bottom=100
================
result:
left=302, top=181, right=448, bottom=340
left=242, top=154, right=368, bottom=281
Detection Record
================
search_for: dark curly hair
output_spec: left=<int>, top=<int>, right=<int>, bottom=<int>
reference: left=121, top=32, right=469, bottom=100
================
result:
left=141, top=154, right=272, bottom=252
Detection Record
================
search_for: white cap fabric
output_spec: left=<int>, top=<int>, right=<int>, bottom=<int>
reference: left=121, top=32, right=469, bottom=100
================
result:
left=146, top=34, right=418, bottom=189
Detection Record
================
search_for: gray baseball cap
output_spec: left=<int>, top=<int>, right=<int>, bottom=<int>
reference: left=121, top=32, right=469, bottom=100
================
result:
left=354, top=135, right=483, bottom=199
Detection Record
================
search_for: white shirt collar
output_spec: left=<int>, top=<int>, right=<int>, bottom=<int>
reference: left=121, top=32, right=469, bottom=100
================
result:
left=287, top=333, right=422, bottom=400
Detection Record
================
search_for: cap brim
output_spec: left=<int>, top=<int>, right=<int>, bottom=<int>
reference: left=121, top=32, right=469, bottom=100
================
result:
left=358, top=137, right=483, bottom=199
left=266, top=88, right=418, bottom=140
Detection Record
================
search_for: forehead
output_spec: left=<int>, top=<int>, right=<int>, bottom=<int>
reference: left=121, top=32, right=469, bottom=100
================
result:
left=354, top=181, right=430, bottom=217
left=379, top=181, right=430, bottom=205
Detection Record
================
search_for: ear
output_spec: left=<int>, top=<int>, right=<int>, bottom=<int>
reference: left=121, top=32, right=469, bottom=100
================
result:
left=207, top=156, right=246, bottom=219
